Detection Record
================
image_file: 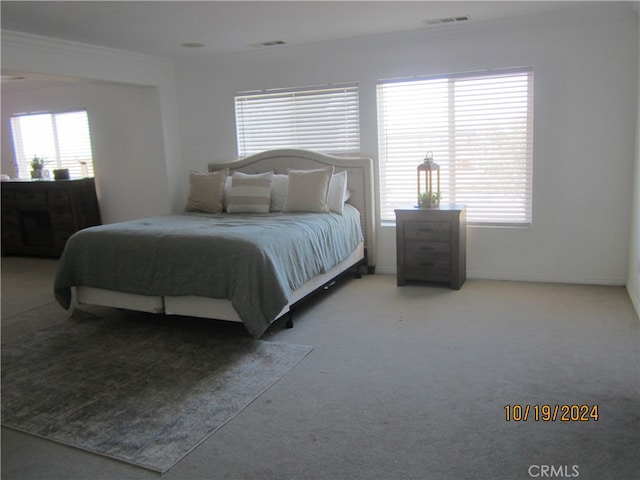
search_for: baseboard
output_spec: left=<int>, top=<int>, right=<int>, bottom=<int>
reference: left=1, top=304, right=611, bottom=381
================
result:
left=373, top=265, right=626, bottom=286
left=466, top=271, right=626, bottom=286
left=626, top=284, right=640, bottom=321
left=374, top=266, right=396, bottom=275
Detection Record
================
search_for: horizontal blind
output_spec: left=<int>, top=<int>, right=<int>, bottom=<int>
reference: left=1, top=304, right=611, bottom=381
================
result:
left=235, top=83, right=360, bottom=157
left=377, top=68, right=533, bottom=225
left=53, top=111, right=94, bottom=178
left=10, top=110, right=94, bottom=179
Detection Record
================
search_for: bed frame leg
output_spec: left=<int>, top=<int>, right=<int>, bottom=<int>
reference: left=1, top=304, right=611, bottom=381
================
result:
left=285, top=311, right=294, bottom=329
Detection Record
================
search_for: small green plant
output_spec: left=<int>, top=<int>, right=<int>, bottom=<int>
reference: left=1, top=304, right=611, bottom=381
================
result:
left=30, top=156, right=47, bottom=171
left=419, top=191, right=441, bottom=208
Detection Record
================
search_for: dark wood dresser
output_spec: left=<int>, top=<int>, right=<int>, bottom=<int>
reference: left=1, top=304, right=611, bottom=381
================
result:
left=395, top=205, right=466, bottom=289
left=1, top=178, right=101, bottom=257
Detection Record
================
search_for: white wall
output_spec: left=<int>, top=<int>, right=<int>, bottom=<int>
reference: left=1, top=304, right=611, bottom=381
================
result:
left=1, top=5, right=638, bottom=288
left=176, top=5, right=638, bottom=285
left=1, top=82, right=168, bottom=224
left=1, top=31, right=185, bottom=219
left=628, top=18, right=640, bottom=318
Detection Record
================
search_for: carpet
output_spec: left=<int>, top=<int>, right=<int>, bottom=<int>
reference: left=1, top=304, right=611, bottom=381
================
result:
left=1, top=309, right=312, bottom=473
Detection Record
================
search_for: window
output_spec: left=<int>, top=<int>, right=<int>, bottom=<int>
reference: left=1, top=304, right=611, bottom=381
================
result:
left=10, top=110, right=95, bottom=179
left=235, top=83, right=360, bottom=157
left=377, top=68, right=533, bottom=226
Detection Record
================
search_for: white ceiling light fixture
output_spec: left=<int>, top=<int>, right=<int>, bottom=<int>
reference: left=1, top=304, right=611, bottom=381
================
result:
left=180, top=42, right=206, bottom=48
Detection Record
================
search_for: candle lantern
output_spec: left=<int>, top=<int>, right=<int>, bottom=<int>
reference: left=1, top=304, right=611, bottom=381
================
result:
left=417, top=152, right=440, bottom=208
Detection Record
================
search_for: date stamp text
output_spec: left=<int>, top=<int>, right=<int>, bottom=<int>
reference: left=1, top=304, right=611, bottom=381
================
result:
left=504, top=404, right=599, bottom=422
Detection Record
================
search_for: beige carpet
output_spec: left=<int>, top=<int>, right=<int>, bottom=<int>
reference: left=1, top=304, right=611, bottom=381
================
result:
left=1, top=256, right=638, bottom=479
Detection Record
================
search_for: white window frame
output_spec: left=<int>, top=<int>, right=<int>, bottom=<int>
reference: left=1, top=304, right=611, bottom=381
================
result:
left=10, top=109, right=95, bottom=179
left=377, top=68, right=533, bottom=226
left=235, top=83, right=360, bottom=157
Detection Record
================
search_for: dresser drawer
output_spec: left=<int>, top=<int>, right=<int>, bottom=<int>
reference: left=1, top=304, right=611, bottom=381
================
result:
left=54, top=231, right=74, bottom=251
left=16, top=190, right=46, bottom=206
left=47, top=189, right=71, bottom=207
left=2, top=229, right=23, bottom=248
left=2, top=189, right=16, bottom=205
left=403, top=221, right=450, bottom=241
left=2, top=206, right=22, bottom=252
left=50, top=211, right=76, bottom=232
left=2, top=208, right=20, bottom=229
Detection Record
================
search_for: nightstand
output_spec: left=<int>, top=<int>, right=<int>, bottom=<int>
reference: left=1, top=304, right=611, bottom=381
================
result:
left=395, top=205, right=466, bottom=289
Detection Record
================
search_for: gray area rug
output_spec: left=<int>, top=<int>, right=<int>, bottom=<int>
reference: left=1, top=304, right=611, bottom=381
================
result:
left=1, top=309, right=312, bottom=473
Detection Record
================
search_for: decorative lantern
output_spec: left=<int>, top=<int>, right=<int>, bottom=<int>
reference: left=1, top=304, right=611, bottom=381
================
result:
left=417, top=152, right=440, bottom=208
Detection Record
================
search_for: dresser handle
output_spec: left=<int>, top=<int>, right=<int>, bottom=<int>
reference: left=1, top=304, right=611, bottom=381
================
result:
left=420, top=262, right=435, bottom=267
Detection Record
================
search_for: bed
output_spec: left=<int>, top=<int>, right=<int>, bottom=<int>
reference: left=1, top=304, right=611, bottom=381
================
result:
left=54, top=149, right=376, bottom=337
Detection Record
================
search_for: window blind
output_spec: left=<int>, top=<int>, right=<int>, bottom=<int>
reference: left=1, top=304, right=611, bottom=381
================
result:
left=10, top=110, right=95, bottom=179
left=377, top=68, right=533, bottom=226
left=235, top=83, right=360, bottom=157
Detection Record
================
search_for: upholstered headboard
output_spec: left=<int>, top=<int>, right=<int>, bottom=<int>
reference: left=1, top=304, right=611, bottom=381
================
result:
left=208, top=149, right=376, bottom=270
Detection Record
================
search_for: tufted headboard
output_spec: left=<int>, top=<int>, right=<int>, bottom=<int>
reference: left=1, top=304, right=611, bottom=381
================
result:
left=209, top=149, right=376, bottom=270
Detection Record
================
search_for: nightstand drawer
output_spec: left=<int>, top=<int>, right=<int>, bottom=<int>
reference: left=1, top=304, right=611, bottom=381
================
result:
left=404, top=264, right=451, bottom=282
left=404, top=221, right=450, bottom=241
left=404, top=240, right=450, bottom=263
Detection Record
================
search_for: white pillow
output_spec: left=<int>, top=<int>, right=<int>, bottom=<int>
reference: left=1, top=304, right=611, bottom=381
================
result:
left=184, top=169, right=228, bottom=213
left=270, top=174, right=289, bottom=211
left=227, top=171, right=273, bottom=213
left=282, top=167, right=334, bottom=213
left=327, top=170, right=348, bottom=214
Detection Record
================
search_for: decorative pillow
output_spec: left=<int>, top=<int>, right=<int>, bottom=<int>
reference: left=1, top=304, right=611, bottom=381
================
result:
left=184, top=169, right=228, bottom=213
left=283, top=167, right=334, bottom=213
left=270, top=174, right=289, bottom=211
left=223, top=176, right=233, bottom=211
left=227, top=171, right=273, bottom=213
left=327, top=170, right=348, bottom=214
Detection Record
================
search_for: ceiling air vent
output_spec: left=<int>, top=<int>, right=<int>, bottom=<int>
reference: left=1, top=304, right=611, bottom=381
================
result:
left=423, top=15, right=470, bottom=27
left=248, top=40, right=287, bottom=48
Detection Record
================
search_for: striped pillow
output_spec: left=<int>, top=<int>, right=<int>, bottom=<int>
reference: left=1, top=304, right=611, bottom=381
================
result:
left=227, top=171, right=273, bottom=213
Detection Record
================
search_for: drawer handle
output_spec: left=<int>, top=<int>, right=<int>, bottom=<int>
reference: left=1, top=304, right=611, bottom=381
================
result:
left=420, top=262, right=435, bottom=267
left=420, top=246, right=435, bottom=251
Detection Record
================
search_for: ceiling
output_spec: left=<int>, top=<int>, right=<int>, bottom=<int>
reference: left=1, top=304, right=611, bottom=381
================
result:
left=0, top=1, right=614, bottom=60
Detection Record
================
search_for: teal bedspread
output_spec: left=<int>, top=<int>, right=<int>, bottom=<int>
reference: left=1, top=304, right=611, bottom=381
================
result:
left=54, top=205, right=363, bottom=337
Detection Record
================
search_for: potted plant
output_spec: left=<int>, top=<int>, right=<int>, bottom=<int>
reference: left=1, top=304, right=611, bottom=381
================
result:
left=30, top=156, right=47, bottom=179
left=419, top=191, right=440, bottom=208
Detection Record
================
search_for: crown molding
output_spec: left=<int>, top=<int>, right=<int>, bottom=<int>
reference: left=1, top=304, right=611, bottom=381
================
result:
left=2, top=30, right=173, bottom=66
left=1, top=30, right=174, bottom=86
